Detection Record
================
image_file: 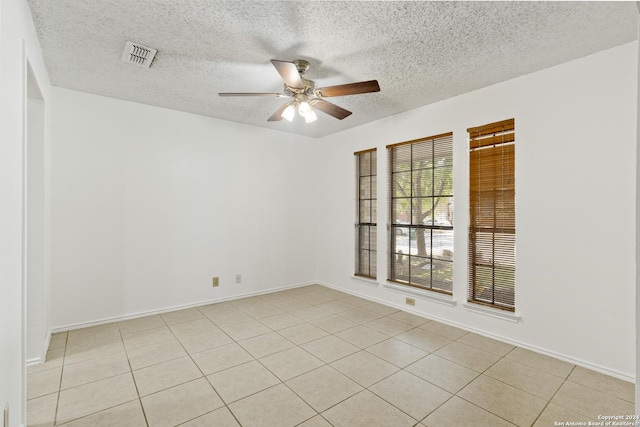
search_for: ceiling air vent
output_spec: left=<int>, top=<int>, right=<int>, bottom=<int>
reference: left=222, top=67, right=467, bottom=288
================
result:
left=121, top=41, right=157, bottom=68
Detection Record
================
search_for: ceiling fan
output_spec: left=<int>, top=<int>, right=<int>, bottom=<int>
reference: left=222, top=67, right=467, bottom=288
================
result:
left=219, top=59, right=380, bottom=123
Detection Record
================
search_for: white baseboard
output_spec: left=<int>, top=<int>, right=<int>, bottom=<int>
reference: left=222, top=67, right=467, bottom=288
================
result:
left=316, top=280, right=636, bottom=383
left=26, top=357, right=41, bottom=367
left=27, top=329, right=52, bottom=368
left=51, top=281, right=317, bottom=334
left=47, top=277, right=635, bottom=383
left=43, top=330, right=51, bottom=355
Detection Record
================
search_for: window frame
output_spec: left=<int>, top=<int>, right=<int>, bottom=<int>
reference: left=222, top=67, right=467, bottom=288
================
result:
left=386, top=132, right=454, bottom=295
left=354, top=148, right=377, bottom=280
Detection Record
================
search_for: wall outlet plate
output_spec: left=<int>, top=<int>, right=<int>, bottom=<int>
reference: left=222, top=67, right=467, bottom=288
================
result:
left=212, top=277, right=219, bottom=287
left=405, top=297, right=416, bottom=306
left=235, top=274, right=241, bottom=284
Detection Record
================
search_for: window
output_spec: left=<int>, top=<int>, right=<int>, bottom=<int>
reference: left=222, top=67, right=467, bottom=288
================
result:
left=468, top=119, right=515, bottom=311
left=355, top=149, right=377, bottom=279
left=387, top=133, right=454, bottom=294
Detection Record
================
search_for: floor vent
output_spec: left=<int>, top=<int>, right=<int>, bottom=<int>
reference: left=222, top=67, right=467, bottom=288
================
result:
left=121, top=41, right=157, bottom=68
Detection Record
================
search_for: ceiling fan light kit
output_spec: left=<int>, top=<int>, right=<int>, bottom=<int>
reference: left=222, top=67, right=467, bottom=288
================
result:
left=281, top=103, right=296, bottom=122
left=219, top=59, right=380, bottom=124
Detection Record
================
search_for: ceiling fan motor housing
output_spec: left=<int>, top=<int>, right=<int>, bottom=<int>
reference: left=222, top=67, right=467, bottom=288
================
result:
left=284, top=78, right=316, bottom=97
left=293, top=59, right=310, bottom=75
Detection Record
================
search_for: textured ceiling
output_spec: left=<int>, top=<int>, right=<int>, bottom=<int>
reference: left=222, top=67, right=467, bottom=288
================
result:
left=27, top=1, right=637, bottom=138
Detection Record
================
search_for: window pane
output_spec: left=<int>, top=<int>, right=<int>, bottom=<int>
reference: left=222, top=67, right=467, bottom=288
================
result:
left=359, top=151, right=371, bottom=175
left=412, top=170, right=432, bottom=197
left=392, top=146, right=411, bottom=172
left=370, top=151, right=377, bottom=175
left=494, top=233, right=515, bottom=267
left=472, top=231, right=494, bottom=264
left=359, top=176, right=371, bottom=199
left=392, top=199, right=410, bottom=224
left=410, top=256, right=431, bottom=287
left=471, top=265, right=494, bottom=303
left=494, top=266, right=515, bottom=307
left=360, top=200, right=371, bottom=223
left=409, top=227, right=420, bottom=255
left=369, top=250, right=377, bottom=275
left=433, top=166, right=453, bottom=197
left=358, top=249, right=368, bottom=274
left=371, top=198, right=377, bottom=223
left=412, top=144, right=432, bottom=170
left=392, top=252, right=409, bottom=282
left=370, top=225, right=377, bottom=247
left=434, top=140, right=453, bottom=167
left=359, top=226, right=370, bottom=250
left=392, top=171, right=411, bottom=198
left=433, top=259, right=453, bottom=292
left=393, top=226, right=410, bottom=237
left=432, top=229, right=453, bottom=260
left=417, top=197, right=434, bottom=226
left=434, top=196, right=453, bottom=226
left=392, top=227, right=410, bottom=257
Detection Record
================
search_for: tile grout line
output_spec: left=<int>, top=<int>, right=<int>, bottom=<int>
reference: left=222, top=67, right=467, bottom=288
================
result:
left=359, top=327, right=479, bottom=426
left=53, top=328, right=145, bottom=426
left=117, top=321, right=150, bottom=427
left=227, top=293, right=335, bottom=424
left=158, top=307, right=240, bottom=426
left=451, top=394, right=517, bottom=426
left=448, top=344, right=537, bottom=426
left=52, top=332, right=68, bottom=426
left=240, top=295, right=469, bottom=426
left=218, top=293, right=376, bottom=425
left=273, top=311, right=419, bottom=424
left=227, top=303, right=326, bottom=424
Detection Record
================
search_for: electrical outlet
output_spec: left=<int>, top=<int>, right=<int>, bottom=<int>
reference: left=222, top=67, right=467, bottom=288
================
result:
left=4, top=403, right=8, bottom=427
left=235, top=274, right=241, bottom=284
left=405, top=297, right=416, bottom=306
left=212, top=277, right=219, bottom=287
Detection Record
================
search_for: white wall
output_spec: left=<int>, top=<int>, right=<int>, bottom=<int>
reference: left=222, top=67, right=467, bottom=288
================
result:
left=316, top=42, right=638, bottom=380
left=49, top=88, right=318, bottom=329
left=0, top=0, right=50, bottom=425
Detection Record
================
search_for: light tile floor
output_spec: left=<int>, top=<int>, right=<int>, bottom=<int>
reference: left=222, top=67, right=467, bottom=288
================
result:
left=27, top=284, right=636, bottom=427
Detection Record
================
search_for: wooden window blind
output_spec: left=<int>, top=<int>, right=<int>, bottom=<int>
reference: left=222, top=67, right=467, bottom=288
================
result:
left=468, top=118, right=515, bottom=311
left=355, top=148, right=377, bottom=279
left=387, top=133, right=454, bottom=294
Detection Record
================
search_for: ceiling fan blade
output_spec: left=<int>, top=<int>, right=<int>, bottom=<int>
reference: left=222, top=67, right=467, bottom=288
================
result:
left=218, top=93, right=288, bottom=97
left=271, top=60, right=304, bottom=89
left=267, top=103, right=291, bottom=122
left=312, top=99, right=352, bottom=120
left=318, top=80, right=380, bottom=97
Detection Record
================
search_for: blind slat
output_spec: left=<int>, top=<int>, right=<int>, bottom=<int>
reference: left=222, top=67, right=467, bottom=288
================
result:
left=469, top=132, right=515, bottom=149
